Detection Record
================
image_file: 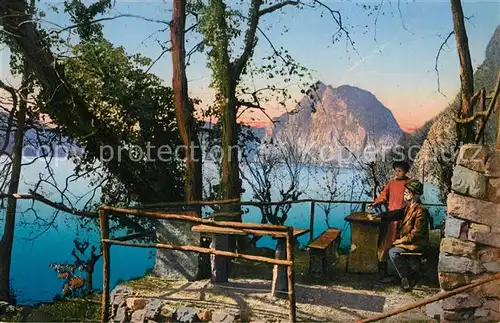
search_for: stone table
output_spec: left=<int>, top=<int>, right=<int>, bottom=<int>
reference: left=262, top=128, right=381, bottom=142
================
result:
left=344, top=212, right=382, bottom=274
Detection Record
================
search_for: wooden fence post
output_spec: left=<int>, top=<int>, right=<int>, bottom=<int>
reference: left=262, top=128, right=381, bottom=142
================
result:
left=100, top=209, right=110, bottom=323
left=309, top=201, right=315, bottom=242
left=286, top=227, right=297, bottom=323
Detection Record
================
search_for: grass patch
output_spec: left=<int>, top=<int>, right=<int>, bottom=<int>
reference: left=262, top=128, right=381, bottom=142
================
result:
left=3, top=296, right=101, bottom=322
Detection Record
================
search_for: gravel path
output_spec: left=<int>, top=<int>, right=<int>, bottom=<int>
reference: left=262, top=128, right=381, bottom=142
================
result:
left=123, top=275, right=440, bottom=322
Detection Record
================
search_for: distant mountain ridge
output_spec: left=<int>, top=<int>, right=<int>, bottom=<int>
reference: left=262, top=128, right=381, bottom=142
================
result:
left=0, top=111, right=82, bottom=157
left=410, top=25, right=500, bottom=187
left=267, top=82, right=404, bottom=164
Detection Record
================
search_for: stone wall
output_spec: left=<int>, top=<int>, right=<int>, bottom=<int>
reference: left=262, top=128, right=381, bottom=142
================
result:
left=430, top=144, right=500, bottom=322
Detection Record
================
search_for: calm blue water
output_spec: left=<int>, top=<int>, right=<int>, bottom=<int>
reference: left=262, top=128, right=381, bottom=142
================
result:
left=2, top=158, right=445, bottom=305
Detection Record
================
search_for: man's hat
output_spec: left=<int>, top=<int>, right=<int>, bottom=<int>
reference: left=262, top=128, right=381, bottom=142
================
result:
left=405, top=179, right=424, bottom=196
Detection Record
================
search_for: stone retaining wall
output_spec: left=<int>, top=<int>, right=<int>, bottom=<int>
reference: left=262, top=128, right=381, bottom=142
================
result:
left=430, top=144, right=500, bottom=322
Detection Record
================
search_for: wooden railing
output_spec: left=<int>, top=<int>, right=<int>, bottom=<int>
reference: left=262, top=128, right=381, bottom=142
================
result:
left=98, top=205, right=298, bottom=323
left=98, top=198, right=447, bottom=322
left=136, top=198, right=446, bottom=243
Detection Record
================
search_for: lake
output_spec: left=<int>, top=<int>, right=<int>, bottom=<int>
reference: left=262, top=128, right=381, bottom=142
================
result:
left=2, top=158, right=445, bottom=305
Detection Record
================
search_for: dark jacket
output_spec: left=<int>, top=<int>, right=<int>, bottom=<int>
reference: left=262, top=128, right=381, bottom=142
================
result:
left=380, top=202, right=429, bottom=252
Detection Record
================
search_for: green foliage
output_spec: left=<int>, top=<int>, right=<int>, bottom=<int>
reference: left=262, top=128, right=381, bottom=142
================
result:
left=63, top=0, right=112, bottom=41
left=57, top=39, right=185, bottom=205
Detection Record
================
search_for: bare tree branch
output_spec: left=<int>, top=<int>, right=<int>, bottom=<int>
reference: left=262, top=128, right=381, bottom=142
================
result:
left=0, top=79, right=18, bottom=155
left=258, top=0, right=300, bottom=16
left=397, top=0, right=411, bottom=33
left=435, top=31, right=454, bottom=96
left=374, top=0, right=384, bottom=44
left=234, top=0, right=262, bottom=78
left=311, top=0, right=358, bottom=55
left=0, top=191, right=97, bottom=218
left=42, top=14, right=172, bottom=39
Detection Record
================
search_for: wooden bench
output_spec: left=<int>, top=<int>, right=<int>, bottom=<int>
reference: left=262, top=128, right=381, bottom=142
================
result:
left=307, top=228, right=341, bottom=279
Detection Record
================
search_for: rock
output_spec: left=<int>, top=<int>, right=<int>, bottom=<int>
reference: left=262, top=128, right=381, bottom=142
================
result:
left=198, top=308, right=213, bottom=321
left=442, top=294, right=482, bottom=310
left=439, top=273, right=471, bottom=290
left=468, top=223, right=492, bottom=242
left=4, top=305, right=16, bottom=315
left=447, top=193, right=500, bottom=230
left=0, top=301, right=9, bottom=315
left=130, top=309, right=146, bottom=323
left=456, top=144, right=490, bottom=173
left=469, top=232, right=500, bottom=248
left=487, top=178, right=500, bottom=203
left=451, top=165, right=487, bottom=199
left=112, top=300, right=127, bottom=319
left=440, top=238, right=476, bottom=258
left=438, top=254, right=484, bottom=274
left=154, top=218, right=209, bottom=280
left=144, top=299, right=163, bottom=320
left=110, top=285, right=135, bottom=309
left=159, top=305, right=175, bottom=321
left=483, top=262, right=500, bottom=272
left=212, top=309, right=239, bottom=323
left=478, top=246, right=500, bottom=263
left=444, top=216, right=467, bottom=239
left=126, top=297, right=147, bottom=311
left=425, top=301, right=442, bottom=319
left=174, top=307, right=200, bottom=323
left=472, top=275, right=500, bottom=297
left=483, top=299, right=500, bottom=320
left=485, top=150, right=500, bottom=177
left=474, top=308, right=489, bottom=318
left=470, top=223, right=491, bottom=233
left=114, top=306, right=130, bottom=323
left=442, top=309, right=474, bottom=321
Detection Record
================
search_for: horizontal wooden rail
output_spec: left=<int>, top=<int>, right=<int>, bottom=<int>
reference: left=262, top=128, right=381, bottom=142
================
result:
left=134, top=198, right=241, bottom=208
left=128, top=198, right=447, bottom=209
left=101, top=206, right=289, bottom=231
left=356, top=272, right=500, bottom=323
left=204, top=211, right=244, bottom=220
left=112, top=231, right=153, bottom=242
left=192, top=224, right=288, bottom=238
left=103, top=239, right=292, bottom=266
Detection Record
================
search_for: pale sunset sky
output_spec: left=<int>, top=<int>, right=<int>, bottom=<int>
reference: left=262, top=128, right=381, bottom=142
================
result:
left=1, top=0, right=499, bottom=131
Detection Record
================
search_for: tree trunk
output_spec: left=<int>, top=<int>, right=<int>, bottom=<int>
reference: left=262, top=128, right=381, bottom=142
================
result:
left=157, top=0, right=209, bottom=282
left=220, top=83, right=241, bottom=214
left=205, top=0, right=242, bottom=284
left=171, top=0, right=203, bottom=207
left=85, top=253, right=100, bottom=294
left=451, top=0, right=475, bottom=144
left=86, top=267, right=93, bottom=294
left=211, top=80, right=242, bottom=283
left=0, top=71, right=28, bottom=302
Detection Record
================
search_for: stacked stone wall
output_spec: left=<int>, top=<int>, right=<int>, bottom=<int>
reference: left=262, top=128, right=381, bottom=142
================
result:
left=432, top=144, right=500, bottom=322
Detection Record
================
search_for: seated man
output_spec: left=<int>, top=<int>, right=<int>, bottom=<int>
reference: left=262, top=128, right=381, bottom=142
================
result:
left=369, top=179, right=429, bottom=292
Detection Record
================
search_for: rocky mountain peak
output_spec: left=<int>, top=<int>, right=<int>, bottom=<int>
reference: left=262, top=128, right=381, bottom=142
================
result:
left=268, top=82, right=403, bottom=164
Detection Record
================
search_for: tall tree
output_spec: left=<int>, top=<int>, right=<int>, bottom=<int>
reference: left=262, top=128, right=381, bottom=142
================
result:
left=0, top=73, right=28, bottom=302
left=0, top=0, right=35, bottom=302
left=171, top=0, right=203, bottom=208
left=451, top=0, right=475, bottom=144
left=198, top=0, right=353, bottom=282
